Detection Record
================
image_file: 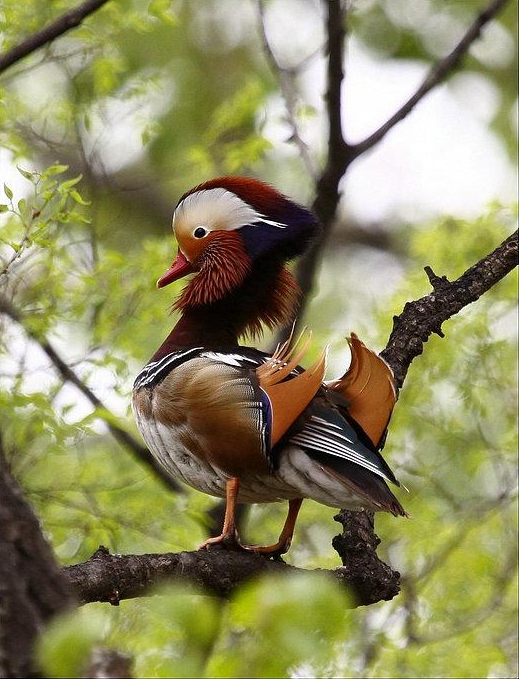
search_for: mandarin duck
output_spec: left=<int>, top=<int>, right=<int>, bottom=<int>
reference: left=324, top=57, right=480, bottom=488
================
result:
left=132, top=176, right=405, bottom=556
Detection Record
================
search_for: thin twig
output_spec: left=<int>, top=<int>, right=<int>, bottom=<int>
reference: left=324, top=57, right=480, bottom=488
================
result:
left=0, top=0, right=110, bottom=74
left=255, top=0, right=318, bottom=179
left=0, top=294, right=182, bottom=492
left=349, top=0, right=511, bottom=159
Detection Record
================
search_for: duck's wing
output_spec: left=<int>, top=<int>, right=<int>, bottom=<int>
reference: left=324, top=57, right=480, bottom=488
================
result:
left=288, top=396, right=406, bottom=515
left=290, top=397, right=400, bottom=485
left=133, top=348, right=274, bottom=476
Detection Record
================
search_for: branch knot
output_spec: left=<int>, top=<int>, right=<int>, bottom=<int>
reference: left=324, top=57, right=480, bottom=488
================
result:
left=424, top=265, right=451, bottom=292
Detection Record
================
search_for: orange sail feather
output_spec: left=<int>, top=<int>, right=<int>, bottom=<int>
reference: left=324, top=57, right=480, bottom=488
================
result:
left=326, top=334, right=396, bottom=448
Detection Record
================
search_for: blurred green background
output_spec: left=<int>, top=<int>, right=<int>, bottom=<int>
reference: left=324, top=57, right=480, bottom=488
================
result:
left=1, top=1, right=517, bottom=677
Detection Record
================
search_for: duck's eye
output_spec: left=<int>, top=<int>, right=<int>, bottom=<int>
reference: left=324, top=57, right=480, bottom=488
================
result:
left=193, top=226, right=209, bottom=239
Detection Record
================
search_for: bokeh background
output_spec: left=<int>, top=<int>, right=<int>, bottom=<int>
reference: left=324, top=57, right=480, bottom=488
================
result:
left=1, top=1, right=517, bottom=677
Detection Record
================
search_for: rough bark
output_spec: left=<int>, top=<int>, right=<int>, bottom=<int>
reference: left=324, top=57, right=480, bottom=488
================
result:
left=381, top=229, right=518, bottom=389
left=0, top=440, right=75, bottom=678
left=63, top=532, right=399, bottom=607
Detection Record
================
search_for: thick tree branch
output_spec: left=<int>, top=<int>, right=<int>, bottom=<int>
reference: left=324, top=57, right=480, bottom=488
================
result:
left=0, top=294, right=181, bottom=493
left=349, top=0, right=511, bottom=159
left=63, top=523, right=398, bottom=608
left=381, top=229, right=518, bottom=389
left=61, top=232, right=517, bottom=607
left=0, top=0, right=110, bottom=75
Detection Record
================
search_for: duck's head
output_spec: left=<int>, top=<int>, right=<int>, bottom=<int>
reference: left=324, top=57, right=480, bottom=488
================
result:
left=157, top=177, right=320, bottom=310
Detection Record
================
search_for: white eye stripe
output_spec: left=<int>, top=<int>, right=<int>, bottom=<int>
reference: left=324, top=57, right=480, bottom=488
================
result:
left=256, top=217, right=285, bottom=229
left=173, top=188, right=286, bottom=233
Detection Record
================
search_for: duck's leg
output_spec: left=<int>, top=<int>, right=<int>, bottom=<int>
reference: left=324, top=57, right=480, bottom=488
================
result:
left=243, top=498, right=303, bottom=557
left=199, top=477, right=242, bottom=550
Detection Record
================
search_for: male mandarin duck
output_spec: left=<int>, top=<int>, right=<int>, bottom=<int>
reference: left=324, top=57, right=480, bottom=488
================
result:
left=132, top=176, right=405, bottom=556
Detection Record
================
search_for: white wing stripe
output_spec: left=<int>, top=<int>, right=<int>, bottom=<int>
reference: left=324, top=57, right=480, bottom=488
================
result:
left=304, top=423, right=354, bottom=444
left=290, top=435, right=389, bottom=480
left=310, top=415, right=343, bottom=431
left=290, top=430, right=390, bottom=479
left=200, top=352, right=261, bottom=367
left=134, top=347, right=203, bottom=387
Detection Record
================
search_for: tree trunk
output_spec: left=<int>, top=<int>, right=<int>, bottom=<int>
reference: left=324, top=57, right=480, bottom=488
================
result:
left=0, top=437, right=75, bottom=678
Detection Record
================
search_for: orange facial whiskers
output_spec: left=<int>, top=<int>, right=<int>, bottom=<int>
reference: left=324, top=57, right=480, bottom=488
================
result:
left=175, top=231, right=251, bottom=310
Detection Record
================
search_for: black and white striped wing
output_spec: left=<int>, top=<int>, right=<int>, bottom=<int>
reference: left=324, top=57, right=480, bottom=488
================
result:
left=289, top=403, right=400, bottom=486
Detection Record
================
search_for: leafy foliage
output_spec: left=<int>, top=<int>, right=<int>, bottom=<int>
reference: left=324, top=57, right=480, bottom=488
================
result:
left=1, top=0, right=517, bottom=677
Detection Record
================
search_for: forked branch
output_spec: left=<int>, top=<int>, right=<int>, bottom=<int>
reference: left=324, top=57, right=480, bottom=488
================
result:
left=288, top=0, right=511, bottom=334
left=381, top=229, right=518, bottom=389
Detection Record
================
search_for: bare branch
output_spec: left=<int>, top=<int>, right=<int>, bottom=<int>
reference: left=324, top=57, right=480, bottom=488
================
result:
left=349, top=0, right=511, bottom=159
left=0, top=0, right=110, bottom=74
left=0, top=294, right=182, bottom=493
left=381, top=230, right=518, bottom=389
left=281, top=0, right=511, bottom=345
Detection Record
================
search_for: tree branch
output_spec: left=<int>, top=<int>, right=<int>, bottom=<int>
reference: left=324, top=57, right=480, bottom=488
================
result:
left=381, top=229, right=518, bottom=389
left=272, top=0, right=349, bottom=343
left=349, top=0, right=511, bottom=159
left=63, top=519, right=399, bottom=608
left=0, top=0, right=111, bottom=75
left=61, top=231, right=517, bottom=607
left=0, top=294, right=182, bottom=493
left=281, top=0, right=510, bottom=343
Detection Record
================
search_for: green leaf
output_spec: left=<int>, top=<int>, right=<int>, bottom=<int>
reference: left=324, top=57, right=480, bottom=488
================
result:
left=43, top=164, right=69, bottom=177
left=0, top=204, right=8, bottom=212
left=148, top=0, right=177, bottom=25
left=92, top=57, right=120, bottom=94
left=3, top=184, right=13, bottom=200
left=68, top=210, right=91, bottom=224
left=37, top=608, right=107, bottom=678
left=69, top=190, right=90, bottom=205
left=17, top=166, right=35, bottom=181
left=60, top=175, right=83, bottom=191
